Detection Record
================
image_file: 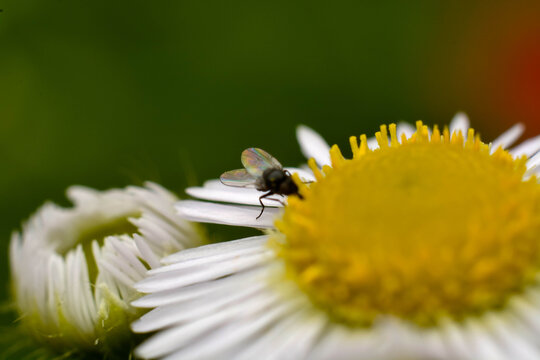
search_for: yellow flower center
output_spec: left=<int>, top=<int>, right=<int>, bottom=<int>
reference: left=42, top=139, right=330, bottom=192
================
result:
left=275, top=122, right=540, bottom=326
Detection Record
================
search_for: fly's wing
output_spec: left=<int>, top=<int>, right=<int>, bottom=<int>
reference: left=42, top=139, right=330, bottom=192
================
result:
left=241, top=148, right=282, bottom=177
left=220, top=169, right=258, bottom=188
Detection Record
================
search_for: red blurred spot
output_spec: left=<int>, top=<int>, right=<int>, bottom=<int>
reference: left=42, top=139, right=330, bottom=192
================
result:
left=502, top=35, right=540, bottom=133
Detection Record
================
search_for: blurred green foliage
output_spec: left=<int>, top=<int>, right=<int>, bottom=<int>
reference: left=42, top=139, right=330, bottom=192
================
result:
left=1, top=0, right=538, bottom=358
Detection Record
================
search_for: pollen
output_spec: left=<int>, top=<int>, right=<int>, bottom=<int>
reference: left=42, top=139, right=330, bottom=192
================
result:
left=274, top=122, right=540, bottom=326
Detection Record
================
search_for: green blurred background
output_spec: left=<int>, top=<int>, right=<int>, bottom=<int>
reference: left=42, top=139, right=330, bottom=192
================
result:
left=1, top=0, right=539, bottom=357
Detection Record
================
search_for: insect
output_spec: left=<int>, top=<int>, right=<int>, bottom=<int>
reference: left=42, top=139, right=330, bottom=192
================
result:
left=220, top=148, right=303, bottom=219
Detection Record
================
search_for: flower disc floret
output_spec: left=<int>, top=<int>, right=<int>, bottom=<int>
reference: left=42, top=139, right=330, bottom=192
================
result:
left=276, top=122, right=540, bottom=326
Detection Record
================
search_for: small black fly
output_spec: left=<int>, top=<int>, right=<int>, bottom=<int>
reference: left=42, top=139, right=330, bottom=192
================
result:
left=220, top=148, right=303, bottom=219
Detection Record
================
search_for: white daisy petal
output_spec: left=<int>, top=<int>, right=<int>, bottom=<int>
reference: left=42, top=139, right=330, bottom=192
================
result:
left=367, top=136, right=379, bottom=150
left=175, top=200, right=279, bottom=228
left=485, top=313, right=540, bottom=360
left=133, top=280, right=268, bottom=333
left=132, top=266, right=269, bottom=308
left=526, top=152, right=540, bottom=173
left=397, top=122, right=416, bottom=140
left=110, top=236, right=149, bottom=278
left=136, top=288, right=285, bottom=359
left=135, top=307, right=241, bottom=359
left=133, top=233, right=161, bottom=269
left=491, top=123, right=525, bottom=151
left=296, top=125, right=331, bottom=166
left=465, top=321, right=507, bottom=360
left=286, top=167, right=317, bottom=182
left=510, top=296, right=540, bottom=343
left=439, top=319, right=473, bottom=360
left=256, top=313, right=327, bottom=360
left=510, top=134, right=540, bottom=158
left=136, top=250, right=273, bottom=293
left=236, top=310, right=322, bottom=360
left=186, top=180, right=280, bottom=207
left=46, top=255, right=63, bottom=327
left=164, top=297, right=306, bottom=360
left=160, top=235, right=268, bottom=266
left=309, top=325, right=390, bottom=360
left=150, top=236, right=268, bottom=274
left=418, top=329, right=448, bottom=360
left=449, top=112, right=470, bottom=135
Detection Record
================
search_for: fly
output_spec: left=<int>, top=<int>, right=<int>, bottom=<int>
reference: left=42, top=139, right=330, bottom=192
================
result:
left=220, top=148, right=303, bottom=219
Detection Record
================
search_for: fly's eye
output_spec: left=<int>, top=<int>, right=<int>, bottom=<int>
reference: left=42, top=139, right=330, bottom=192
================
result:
left=268, top=170, right=285, bottom=182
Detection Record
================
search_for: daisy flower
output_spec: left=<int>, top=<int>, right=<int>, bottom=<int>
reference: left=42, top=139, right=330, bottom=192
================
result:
left=133, top=114, right=540, bottom=360
left=10, top=182, right=203, bottom=354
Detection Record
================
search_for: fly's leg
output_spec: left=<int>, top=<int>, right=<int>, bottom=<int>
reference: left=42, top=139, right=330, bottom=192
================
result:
left=257, top=191, right=275, bottom=219
left=264, top=196, right=285, bottom=206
